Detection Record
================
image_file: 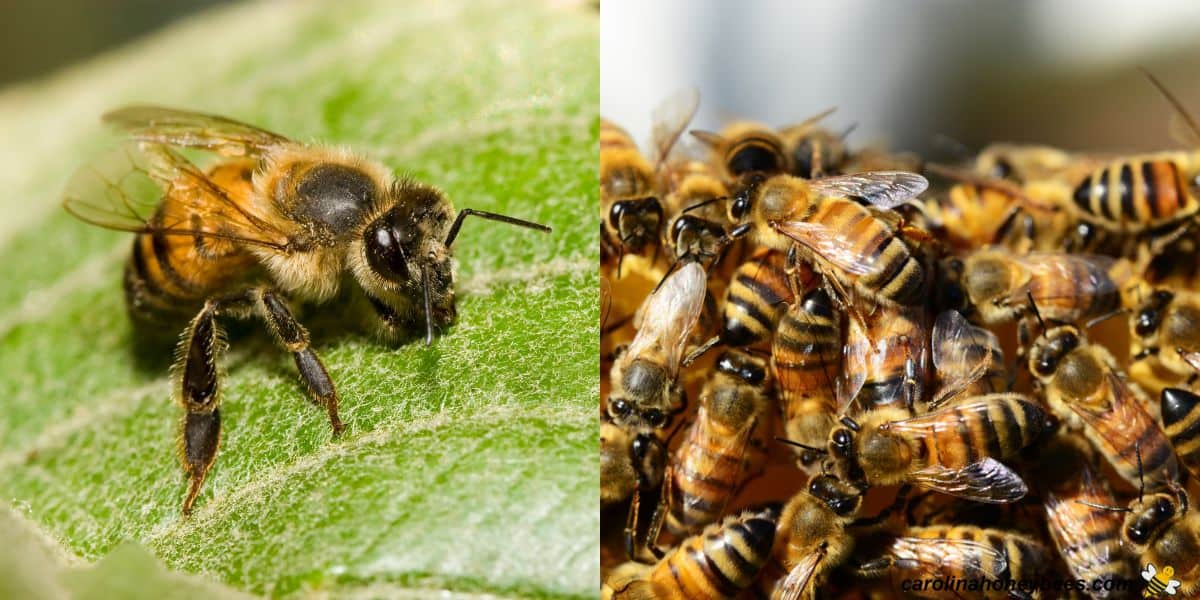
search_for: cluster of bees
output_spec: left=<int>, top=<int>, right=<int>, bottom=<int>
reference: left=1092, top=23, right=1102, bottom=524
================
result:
left=599, top=74, right=1200, bottom=600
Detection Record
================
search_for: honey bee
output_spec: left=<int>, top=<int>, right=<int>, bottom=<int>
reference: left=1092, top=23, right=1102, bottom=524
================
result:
left=607, top=261, right=707, bottom=433
left=773, top=287, right=842, bottom=472
left=691, top=121, right=791, bottom=181
left=972, top=143, right=1081, bottom=184
left=601, top=90, right=700, bottom=276
left=601, top=505, right=779, bottom=600
left=1130, top=289, right=1200, bottom=396
left=727, top=172, right=930, bottom=308
left=940, top=250, right=1128, bottom=330
left=928, top=310, right=1010, bottom=410
left=839, top=299, right=929, bottom=416
left=858, top=525, right=1052, bottom=599
left=685, top=248, right=803, bottom=363
left=63, top=106, right=549, bottom=514
left=921, top=164, right=1069, bottom=253
left=778, top=107, right=847, bottom=179
left=1032, top=433, right=1136, bottom=599
left=1068, top=73, right=1200, bottom=239
left=1028, top=324, right=1179, bottom=491
left=601, top=417, right=667, bottom=507
left=659, top=350, right=772, bottom=538
left=659, top=158, right=731, bottom=270
left=1162, top=387, right=1200, bottom=480
left=825, top=394, right=1047, bottom=502
left=763, top=475, right=866, bottom=600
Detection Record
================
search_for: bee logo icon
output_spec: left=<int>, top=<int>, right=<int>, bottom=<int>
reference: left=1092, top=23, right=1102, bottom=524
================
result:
left=1143, top=563, right=1182, bottom=597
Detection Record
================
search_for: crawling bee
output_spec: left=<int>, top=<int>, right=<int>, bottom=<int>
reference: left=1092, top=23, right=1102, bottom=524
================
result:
left=1130, top=289, right=1200, bottom=396
left=691, top=121, right=791, bottom=181
left=773, top=287, right=842, bottom=472
left=63, top=106, right=549, bottom=514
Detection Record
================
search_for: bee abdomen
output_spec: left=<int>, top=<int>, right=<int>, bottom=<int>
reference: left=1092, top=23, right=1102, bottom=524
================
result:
left=1162, top=387, right=1200, bottom=477
left=1072, top=158, right=1192, bottom=231
left=667, top=438, right=748, bottom=536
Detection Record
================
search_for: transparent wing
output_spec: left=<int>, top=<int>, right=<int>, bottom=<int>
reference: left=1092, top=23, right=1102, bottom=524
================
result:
left=907, top=458, right=1029, bottom=503
left=807, top=171, right=929, bottom=209
left=1014, top=253, right=1120, bottom=305
left=626, top=262, right=707, bottom=376
left=649, top=87, right=700, bottom=168
left=62, top=142, right=290, bottom=250
left=774, top=220, right=876, bottom=276
left=929, top=310, right=1000, bottom=409
left=778, top=106, right=837, bottom=137
left=1070, top=372, right=1175, bottom=482
left=777, top=551, right=823, bottom=600
left=1178, top=349, right=1200, bottom=373
left=103, top=105, right=291, bottom=156
left=839, top=316, right=869, bottom=414
left=1044, top=463, right=1124, bottom=583
left=886, top=536, right=1009, bottom=581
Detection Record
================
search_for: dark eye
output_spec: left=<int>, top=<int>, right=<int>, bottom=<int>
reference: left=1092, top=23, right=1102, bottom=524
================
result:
left=731, top=192, right=750, bottom=221
left=1034, top=356, right=1057, bottom=376
left=1128, top=524, right=1149, bottom=544
left=1136, top=309, right=1161, bottom=337
left=364, top=217, right=411, bottom=282
left=631, top=435, right=648, bottom=459
left=644, top=409, right=666, bottom=428
left=832, top=429, right=852, bottom=452
left=1154, top=497, right=1174, bottom=519
left=1060, top=333, right=1079, bottom=352
left=991, top=157, right=1014, bottom=180
left=610, top=399, right=631, bottom=417
left=608, top=201, right=627, bottom=230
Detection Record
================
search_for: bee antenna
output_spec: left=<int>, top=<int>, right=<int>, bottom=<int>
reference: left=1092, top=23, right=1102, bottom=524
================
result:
left=840, top=122, right=859, bottom=142
left=422, top=265, right=435, bottom=346
left=443, top=208, right=551, bottom=248
left=1075, top=499, right=1131, bottom=513
left=774, top=436, right=828, bottom=455
left=1141, top=67, right=1200, bottom=144
left=840, top=416, right=861, bottom=432
left=1026, top=291, right=1048, bottom=337
left=652, top=260, right=680, bottom=296
left=682, top=196, right=726, bottom=214
left=1135, top=440, right=1145, bottom=505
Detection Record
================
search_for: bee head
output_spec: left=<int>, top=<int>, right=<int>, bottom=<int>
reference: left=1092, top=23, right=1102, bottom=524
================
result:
left=729, top=172, right=767, bottom=222
left=608, top=197, right=662, bottom=252
left=1030, top=326, right=1081, bottom=378
left=1134, top=289, right=1175, bottom=338
left=808, top=474, right=862, bottom=517
left=1126, top=493, right=1180, bottom=547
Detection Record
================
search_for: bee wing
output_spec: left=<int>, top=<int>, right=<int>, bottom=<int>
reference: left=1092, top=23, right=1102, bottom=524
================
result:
left=1178, top=349, right=1200, bottom=373
left=63, top=142, right=291, bottom=250
left=1044, top=464, right=1124, bottom=581
left=1069, top=372, right=1168, bottom=472
left=649, top=88, right=700, bottom=168
left=928, top=310, right=999, bottom=410
left=778, top=106, right=838, bottom=137
left=774, top=220, right=877, bottom=276
left=807, top=171, right=929, bottom=209
left=626, top=262, right=707, bottom=376
left=838, top=316, right=869, bottom=414
left=776, top=551, right=823, bottom=600
left=907, top=458, right=1029, bottom=503
left=103, top=105, right=291, bottom=156
left=1012, top=253, right=1120, bottom=305
left=886, top=536, right=1009, bottom=581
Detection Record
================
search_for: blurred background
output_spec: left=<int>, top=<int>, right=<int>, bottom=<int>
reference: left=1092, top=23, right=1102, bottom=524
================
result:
left=0, top=0, right=235, bottom=86
left=602, top=0, right=1200, bottom=158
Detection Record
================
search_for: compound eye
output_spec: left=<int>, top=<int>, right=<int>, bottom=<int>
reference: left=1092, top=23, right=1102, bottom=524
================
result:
left=631, top=435, right=648, bottom=459
left=608, top=201, right=627, bottom=229
left=1128, top=525, right=1149, bottom=545
left=1060, top=332, right=1080, bottom=352
left=1154, top=497, right=1174, bottom=519
left=364, top=219, right=411, bottom=283
left=832, top=429, right=852, bottom=451
left=1136, top=309, right=1160, bottom=337
left=1034, top=356, right=1056, bottom=376
left=610, top=399, right=631, bottom=418
left=731, top=194, right=750, bottom=221
left=644, top=409, right=666, bottom=428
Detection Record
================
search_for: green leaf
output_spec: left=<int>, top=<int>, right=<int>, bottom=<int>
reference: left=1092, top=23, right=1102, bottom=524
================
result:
left=0, top=1, right=598, bottom=598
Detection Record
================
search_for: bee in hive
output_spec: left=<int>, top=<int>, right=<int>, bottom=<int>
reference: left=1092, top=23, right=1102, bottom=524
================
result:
left=62, top=106, right=549, bottom=514
left=1028, top=323, right=1179, bottom=491
left=857, top=525, right=1051, bottom=600
left=773, top=287, right=842, bottom=473
left=1030, top=433, right=1136, bottom=599
left=1161, top=387, right=1200, bottom=480
left=606, top=261, right=707, bottom=434
left=838, top=298, right=929, bottom=417
left=691, top=121, right=792, bottom=182
left=777, top=107, right=847, bottom=179
left=601, top=417, right=667, bottom=508
left=1130, top=289, right=1200, bottom=396
left=823, top=394, right=1046, bottom=502
left=602, top=505, right=779, bottom=600
left=652, top=350, right=772, bottom=542
left=725, top=171, right=930, bottom=311
left=601, top=89, right=699, bottom=279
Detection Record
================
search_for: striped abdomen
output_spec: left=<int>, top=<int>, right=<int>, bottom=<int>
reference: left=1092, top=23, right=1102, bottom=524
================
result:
left=123, top=160, right=258, bottom=324
left=934, top=183, right=1027, bottom=250
left=1162, top=387, right=1200, bottom=479
left=720, top=249, right=796, bottom=347
left=845, top=302, right=928, bottom=414
left=651, top=506, right=779, bottom=599
left=897, top=526, right=1050, bottom=598
left=1070, top=154, right=1198, bottom=233
left=666, top=409, right=765, bottom=536
left=773, top=288, right=841, bottom=466
left=909, top=395, right=1045, bottom=471
left=723, top=131, right=788, bottom=178
left=1026, top=257, right=1122, bottom=324
left=808, top=198, right=926, bottom=306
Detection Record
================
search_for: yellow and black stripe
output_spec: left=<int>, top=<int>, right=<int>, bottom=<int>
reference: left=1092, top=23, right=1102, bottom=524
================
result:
left=1162, top=387, right=1200, bottom=479
left=903, top=525, right=1050, bottom=586
left=773, top=288, right=841, bottom=467
left=913, top=395, right=1046, bottom=470
left=1071, top=155, right=1197, bottom=233
left=719, top=249, right=795, bottom=347
left=806, top=198, right=926, bottom=306
left=652, top=505, right=779, bottom=599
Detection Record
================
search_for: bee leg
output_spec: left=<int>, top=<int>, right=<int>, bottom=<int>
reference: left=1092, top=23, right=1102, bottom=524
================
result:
left=643, top=467, right=670, bottom=561
left=251, top=289, right=343, bottom=435
left=177, top=301, right=225, bottom=516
